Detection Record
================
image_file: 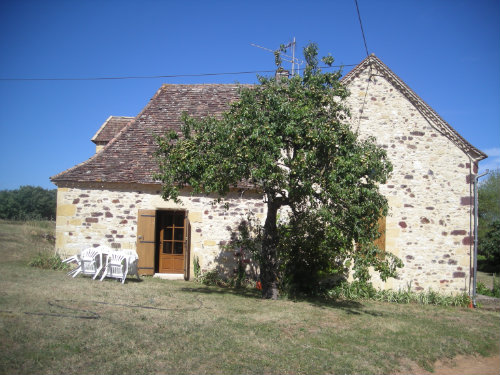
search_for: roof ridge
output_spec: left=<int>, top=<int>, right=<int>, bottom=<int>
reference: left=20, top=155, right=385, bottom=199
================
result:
left=91, top=115, right=135, bottom=143
left=341, top=55, right=487, bottom=161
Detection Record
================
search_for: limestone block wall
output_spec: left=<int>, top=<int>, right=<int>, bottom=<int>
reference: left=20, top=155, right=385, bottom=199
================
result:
left=345, top=66, right=475, bottom=293
left=55, top=182, right=265, bottom=279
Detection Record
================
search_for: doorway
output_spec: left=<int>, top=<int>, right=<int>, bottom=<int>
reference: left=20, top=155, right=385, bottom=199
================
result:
left=156, top=210, right=187, bottom=274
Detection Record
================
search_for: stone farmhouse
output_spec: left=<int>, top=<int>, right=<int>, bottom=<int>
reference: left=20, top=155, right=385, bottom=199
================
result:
left=51, top=55, right=486, bottom=293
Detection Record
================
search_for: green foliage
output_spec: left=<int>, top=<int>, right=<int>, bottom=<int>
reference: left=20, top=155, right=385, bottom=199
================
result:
left=327, top=280, right=377, bottom=300
left=197, top=269, right=225, bottom=286
left=328, top=281, right=470, bottom=307
left=155, top=42, right=401, bottom=298
left=477, top=280, right=500, bottom=298
left=196, top=268, right=255, bottom=289
left=193, top=255, right=201, bottom=278
left=278, top=208, right=403, bottom=296
left=478, top=169, right=500, bottom=273
left=0, top=186, right=56, bottom=221
left=478, top=220, right=500, bottom=273
left=28, top=252, right=69, bottom=271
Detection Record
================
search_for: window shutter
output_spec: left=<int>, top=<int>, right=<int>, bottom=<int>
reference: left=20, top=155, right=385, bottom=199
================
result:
left=137, top=210, right=156, bottom=275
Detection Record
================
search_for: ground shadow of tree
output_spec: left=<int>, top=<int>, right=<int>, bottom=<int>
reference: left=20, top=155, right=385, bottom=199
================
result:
left=192, top=216, right=382, bottom=316
left=179, top=284, right=380, bottom=315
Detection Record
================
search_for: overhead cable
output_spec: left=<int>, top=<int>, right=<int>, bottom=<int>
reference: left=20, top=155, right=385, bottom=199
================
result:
left=0, top=64, right=357, bottom=82
left=354, top=0, right=370, bottom=57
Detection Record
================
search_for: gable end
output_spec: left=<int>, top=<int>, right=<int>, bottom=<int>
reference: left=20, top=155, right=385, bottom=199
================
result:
left=341, top=55, right=487, bottom=162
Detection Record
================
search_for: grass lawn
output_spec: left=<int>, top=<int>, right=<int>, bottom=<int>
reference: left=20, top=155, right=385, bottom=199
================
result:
left=0, top=220, right=499, bottom=374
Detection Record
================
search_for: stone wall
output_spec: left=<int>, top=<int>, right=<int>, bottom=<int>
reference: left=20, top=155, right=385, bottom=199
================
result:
left=344, top=64, right=475, bottom=293
left=55, top=182, right=265, bottom=279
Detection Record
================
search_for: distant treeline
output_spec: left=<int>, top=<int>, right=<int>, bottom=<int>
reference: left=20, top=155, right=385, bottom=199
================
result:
left=0, top=186, right=56, bottom=221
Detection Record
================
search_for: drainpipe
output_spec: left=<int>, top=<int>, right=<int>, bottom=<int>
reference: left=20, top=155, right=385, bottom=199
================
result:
left=472, top=169, right=489, bottom=308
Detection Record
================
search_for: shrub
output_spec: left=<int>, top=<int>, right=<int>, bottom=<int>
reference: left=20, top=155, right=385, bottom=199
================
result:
left=196, top=268, right=257, bottom=289
left=28, top=252, right=69, bottom=271
left=328, top=281, right=470, bottom=307
left=197, top=269, right=227, bottom=287
left=477, top=280, right=500, bottom=298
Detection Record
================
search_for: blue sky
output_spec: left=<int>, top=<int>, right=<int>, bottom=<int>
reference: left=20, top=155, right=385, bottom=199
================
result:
left=0, top=0, right=498, bottom=190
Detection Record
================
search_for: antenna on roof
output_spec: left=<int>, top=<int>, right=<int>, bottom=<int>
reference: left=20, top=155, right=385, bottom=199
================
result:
left=251, top=38, right=303, bottom=76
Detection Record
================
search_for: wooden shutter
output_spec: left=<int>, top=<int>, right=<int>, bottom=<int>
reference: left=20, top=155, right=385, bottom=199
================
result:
left=137, top=209, right=156, bottom=275
left=183, top=213, right=190, bottom=281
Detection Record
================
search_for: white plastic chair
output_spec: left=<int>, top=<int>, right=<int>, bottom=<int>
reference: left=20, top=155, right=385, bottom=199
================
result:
left=62, top=255, right=80, bottom=276
left=72, top=248, right=101, bottom=279
left=120, top=250, right=141, bottom=281
left=100, top=252, right=128, bottom=284
left=92, top=245, right=113, bottom=278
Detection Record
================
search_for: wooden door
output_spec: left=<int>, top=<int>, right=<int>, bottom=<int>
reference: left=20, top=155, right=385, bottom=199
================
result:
left=158, top=211, right=187, bottom=274
left=137, top=209, right=156, bottom=275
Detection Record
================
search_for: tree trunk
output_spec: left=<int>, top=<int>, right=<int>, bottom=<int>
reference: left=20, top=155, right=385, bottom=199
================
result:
left=260, top=198, right=280, bottom=299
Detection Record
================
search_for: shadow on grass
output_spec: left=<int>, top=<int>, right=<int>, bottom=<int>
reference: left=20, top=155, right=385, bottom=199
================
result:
left=98, top=277, right=143, bottom=284
left=180, top=284, right=380, bottom=315
left=180, top=285, right=262, bottom=299
left=297, top=296, right=383, bottom=316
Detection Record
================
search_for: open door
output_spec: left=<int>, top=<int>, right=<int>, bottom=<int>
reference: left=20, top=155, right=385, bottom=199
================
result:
left=157, top=210, right=188, bottom=274
left=137, top=209, right=156, bottom=275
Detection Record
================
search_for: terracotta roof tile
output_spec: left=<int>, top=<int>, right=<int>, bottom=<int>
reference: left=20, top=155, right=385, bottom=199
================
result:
left=51, top=84, right=245, bottom=184
left=91, top=116, right=134, bottom=144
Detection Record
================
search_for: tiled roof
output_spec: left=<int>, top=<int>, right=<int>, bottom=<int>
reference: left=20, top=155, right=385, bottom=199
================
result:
left=341, top=54, right=487, bottom=161
left=51, top=58, right=486, bottom=185
left=91, top=116, right=134, bottom=144
left=51, top=84, right=245, bottom=184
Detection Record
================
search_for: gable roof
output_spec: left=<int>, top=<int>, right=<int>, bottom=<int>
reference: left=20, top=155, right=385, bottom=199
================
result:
left=51, top=84, right=244, bottom=184
left=341, top=54, right=487, bottom=161
left=91, top=116, right=134, bottom=145
left=51, top=57, right=486, bottom=186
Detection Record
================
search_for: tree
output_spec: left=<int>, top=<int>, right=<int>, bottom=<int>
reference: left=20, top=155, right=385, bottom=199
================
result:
left=155, top=43, right=402, bottom=299
left=0, top=186, right=56, bottom=220
left=478, top=168, right=500, bottom=273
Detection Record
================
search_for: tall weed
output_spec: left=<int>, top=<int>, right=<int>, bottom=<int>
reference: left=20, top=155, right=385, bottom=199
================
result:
left=28, top=252, right=69, bottom=271
left=328, top=281, right=470, bottom=307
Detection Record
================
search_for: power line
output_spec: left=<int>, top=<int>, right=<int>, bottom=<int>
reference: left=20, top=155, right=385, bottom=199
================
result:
left=0, top=64, right=357, bottom=82
left=354, top=0, right=370, bottom=57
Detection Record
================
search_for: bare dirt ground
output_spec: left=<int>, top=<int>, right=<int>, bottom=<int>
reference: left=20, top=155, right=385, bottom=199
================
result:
left=400, top=354, right=500, bottom=375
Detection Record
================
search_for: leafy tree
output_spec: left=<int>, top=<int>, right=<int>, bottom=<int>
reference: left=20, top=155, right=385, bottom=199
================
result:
left=155, top=43, right=402, bottom=299
left=478, top=169, right=500, bottom=272
left=478, top=221, right=500, bottom=273
left=0, top=186, right=56, bottom=220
